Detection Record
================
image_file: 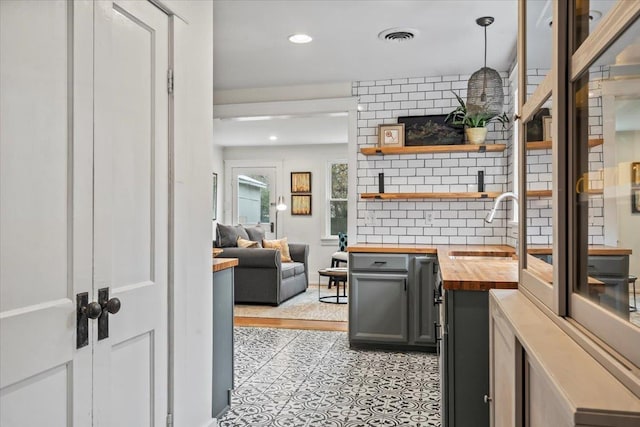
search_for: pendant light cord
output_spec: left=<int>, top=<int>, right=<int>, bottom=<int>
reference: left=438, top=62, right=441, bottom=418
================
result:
left=481, top=25, right=487, bottom=102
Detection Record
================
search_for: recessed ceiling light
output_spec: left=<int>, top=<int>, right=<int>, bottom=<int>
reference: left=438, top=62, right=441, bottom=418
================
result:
left=269, top=135, right=278, bottom=141
left=288, top=34, right=312, bottom=44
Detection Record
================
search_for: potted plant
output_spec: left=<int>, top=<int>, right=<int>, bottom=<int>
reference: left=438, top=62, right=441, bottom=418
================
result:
left=445, top=91, right=509, bottom=144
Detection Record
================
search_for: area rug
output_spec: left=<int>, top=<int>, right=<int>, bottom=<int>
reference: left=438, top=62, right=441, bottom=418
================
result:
left=233, top=285, right=348, bottom=322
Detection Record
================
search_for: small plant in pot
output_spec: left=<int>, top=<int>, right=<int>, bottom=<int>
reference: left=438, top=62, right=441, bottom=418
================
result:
left=445, top=91, right=509, bottom=144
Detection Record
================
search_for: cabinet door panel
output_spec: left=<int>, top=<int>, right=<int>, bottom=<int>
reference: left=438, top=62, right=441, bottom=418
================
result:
left=491, top=311, right=516, bottom=427
left=411, top=257, right=437, bottom=345
left=350, top=273, right=408, bottom=343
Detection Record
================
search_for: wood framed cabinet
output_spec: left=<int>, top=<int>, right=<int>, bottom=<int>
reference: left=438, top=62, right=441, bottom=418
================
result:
left=489, top=290, right=640, bottom=427
left=349, top=253, right=438, bottom=350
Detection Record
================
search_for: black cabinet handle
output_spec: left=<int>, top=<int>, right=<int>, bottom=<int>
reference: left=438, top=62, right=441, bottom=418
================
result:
left=373, top=261, right=387, bottom=265
left=433, top=289, right=442, bottom=306
left=404, top=277, right=407, bottom=291
left=434, top=322, right=442, bottom=342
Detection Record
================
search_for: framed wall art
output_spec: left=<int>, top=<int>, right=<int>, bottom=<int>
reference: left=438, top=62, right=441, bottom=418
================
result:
left=632, top=162, right=640, bottom=187
left=291, top=171, right=311, bottom=193
left=398, top=115, right=463, bottom=146
left=632, top=189, right=640, bottom=214
left=291, top=194, right=312, bottom=215
left=542, top=116, right=552, bottom=141
left=378, top=124, right=405, bottom=147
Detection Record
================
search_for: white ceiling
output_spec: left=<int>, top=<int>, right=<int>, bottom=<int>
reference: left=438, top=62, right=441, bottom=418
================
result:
left=212, top=0, right=519, bottom=147
left=213, top=0, right=518, bottom=91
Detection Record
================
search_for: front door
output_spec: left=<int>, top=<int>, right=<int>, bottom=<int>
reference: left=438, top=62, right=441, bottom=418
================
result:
left=231, top=166, right=279, bottom=237
left=0, top=1, right=170, bottom=425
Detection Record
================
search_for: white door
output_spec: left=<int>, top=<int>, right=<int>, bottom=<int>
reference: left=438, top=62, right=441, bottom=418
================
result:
left=93, top=1, right=169, bottom=425
left=0, top=1, right=92, bottom=425
left=231, top=166, right=279, bottom=237
left=0, top=1, right=169, bottom=425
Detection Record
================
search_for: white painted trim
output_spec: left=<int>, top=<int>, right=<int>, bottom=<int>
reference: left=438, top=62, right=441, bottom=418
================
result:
left=213, top=97, right=358, bottom=119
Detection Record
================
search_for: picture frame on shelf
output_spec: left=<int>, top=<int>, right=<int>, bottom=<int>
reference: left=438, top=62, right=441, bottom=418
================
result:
left=378, top=124, right=405, bottom=147
left=291, top=194, right=312, bottom=215
left=632, top=162, right=640, bottom=187
left=542, top=116, right=552, bottom=141
left=291, top=171, right=311, bottom=193
left=398, top=115, right=464, bottom=146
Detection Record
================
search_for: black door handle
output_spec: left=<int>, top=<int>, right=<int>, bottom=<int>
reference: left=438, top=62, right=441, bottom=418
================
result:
left=98, top=288, right=122, bottom=340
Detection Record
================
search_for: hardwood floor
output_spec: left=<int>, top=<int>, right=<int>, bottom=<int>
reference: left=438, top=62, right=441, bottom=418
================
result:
left=234, top=316, right=348, bottom=332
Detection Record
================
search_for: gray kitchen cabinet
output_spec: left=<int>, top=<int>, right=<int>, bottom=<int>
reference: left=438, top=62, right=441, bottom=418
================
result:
left=349, top=253, right=438, bottom=349
left=410, top=256, right=439, bottom=345
left=532, top=253, right=630, bottom=319
left=587, top=255, right=630, bottom=319
left=212, top=266, right=234, bottom=419
left=443, top=290, right=490, bottom=427
left=350, top=272, right=409, bottom=343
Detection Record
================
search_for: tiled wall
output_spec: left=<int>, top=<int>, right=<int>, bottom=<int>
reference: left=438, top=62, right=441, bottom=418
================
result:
left=353, top=73, right=514, bottom=245
left=524, top=68, right=605, bottom=245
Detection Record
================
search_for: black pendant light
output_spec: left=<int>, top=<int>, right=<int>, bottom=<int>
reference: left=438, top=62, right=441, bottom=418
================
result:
left=467, top=16, right=504, bottom=117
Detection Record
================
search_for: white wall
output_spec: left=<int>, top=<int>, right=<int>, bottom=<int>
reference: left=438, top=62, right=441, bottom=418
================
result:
left=616, top=131, right=640, bottom=278
left=223, top=144, right=348, bottom=278
left=353, top=73, right=513, bottom=245
left=162, top=1, right=215, bottom=426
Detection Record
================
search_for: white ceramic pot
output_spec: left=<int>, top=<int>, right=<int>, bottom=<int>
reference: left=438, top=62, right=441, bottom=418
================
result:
left=465, top=127, right=488, bottom=144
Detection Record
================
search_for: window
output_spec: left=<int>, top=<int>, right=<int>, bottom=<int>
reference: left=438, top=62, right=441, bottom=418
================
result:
left=326, top=161, right=348, bottom=237
left=519, top=0, right=640, bottom=379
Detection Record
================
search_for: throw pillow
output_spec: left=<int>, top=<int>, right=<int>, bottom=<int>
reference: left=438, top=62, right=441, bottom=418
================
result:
left=216, top=224, right=250, bottom=248
left=338, top=232, right=348, bottom=252
left=262, top=237, right=292, bottom=262
left=244, top=225, right=265, bottom=248
left=237, top=237, right=258, bottom=248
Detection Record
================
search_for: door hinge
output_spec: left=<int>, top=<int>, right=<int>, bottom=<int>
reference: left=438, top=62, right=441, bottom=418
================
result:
left=167, top=69, right=174, bottom=94
left=166, top=413, right=173, bottom=427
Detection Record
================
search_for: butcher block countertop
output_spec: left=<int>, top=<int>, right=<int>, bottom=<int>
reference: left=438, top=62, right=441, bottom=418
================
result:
left=435, top=245, right=519, bottom=291
left=347, top=244, right=628, bottom=291
left=527, top=245, right=632, bottom=255
left=346, top=243, right=438, bottom=254
left=212, top=257, right=238, bottom=273
left=348, top=244, right=519, bottom=291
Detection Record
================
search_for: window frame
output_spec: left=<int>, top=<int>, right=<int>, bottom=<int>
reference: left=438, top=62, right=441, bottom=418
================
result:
left=325, top=159, right=348, bottom=239
left=518, top=0, right=640, bottom=391
left=566, top=1, right=640, bottom=373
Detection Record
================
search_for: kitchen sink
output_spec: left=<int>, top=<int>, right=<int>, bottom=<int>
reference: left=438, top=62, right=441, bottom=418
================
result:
left=447, top=251, right=517, bottom=261
left=449, top=255, right=516, bottom=261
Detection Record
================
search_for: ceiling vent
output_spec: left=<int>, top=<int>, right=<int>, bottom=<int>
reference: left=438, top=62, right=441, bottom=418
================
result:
left=378, top=28, right=418, bottom=42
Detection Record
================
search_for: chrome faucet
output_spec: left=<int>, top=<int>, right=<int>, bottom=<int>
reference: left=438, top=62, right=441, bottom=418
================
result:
left=485, top=192, right=519, bottom=223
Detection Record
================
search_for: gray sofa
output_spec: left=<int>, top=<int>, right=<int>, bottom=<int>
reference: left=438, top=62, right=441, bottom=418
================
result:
left=214, top=224, right=309, bottom=306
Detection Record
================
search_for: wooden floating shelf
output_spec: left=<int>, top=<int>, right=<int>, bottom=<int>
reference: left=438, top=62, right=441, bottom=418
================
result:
left=361, top=192, right=501, bottom=200
left=527, top=188, right=604, bottom=198
left=360, top=144, right=506, bottom=156
left=526, top=138, right=603, bottom=151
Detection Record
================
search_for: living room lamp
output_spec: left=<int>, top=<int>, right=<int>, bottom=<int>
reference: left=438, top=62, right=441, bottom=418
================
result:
left=274, top=196, right=287, bottom=238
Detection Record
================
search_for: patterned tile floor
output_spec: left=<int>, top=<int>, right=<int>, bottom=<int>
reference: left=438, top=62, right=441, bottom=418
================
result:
left=219, top=327, right=441, bottom=426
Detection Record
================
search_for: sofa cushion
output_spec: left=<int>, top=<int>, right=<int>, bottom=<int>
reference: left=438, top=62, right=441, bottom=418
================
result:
left=216, top=224, right=249, bottom=248
left=281, top=262, right=304, bottom=279
left=237, top=237, right=258, bottom=248
left=263, top=237, right=292, bottom=262
left=244, top=225, right=265, bottom=248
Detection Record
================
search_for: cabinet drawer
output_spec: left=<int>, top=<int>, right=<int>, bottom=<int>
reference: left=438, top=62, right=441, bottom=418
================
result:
left=587, top=255, right=628, bottom=277
left=350, top=253, right=409, bottom=272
